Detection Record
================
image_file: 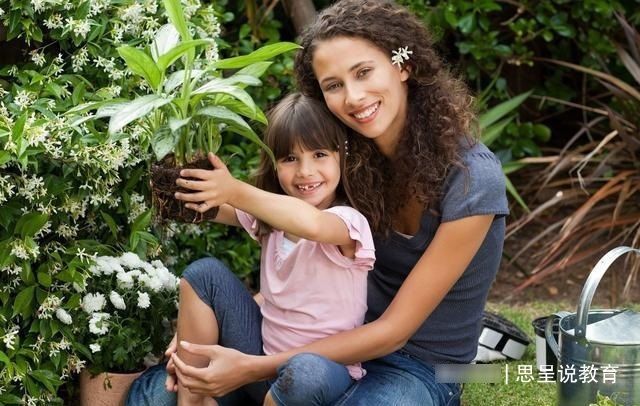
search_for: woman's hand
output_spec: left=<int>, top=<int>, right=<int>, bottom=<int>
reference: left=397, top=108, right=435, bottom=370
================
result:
left=171, top=341, right=257, bottom=397
left=165, top=333, right=178, bottom=392
left=175, top=153, right=239, bottom=213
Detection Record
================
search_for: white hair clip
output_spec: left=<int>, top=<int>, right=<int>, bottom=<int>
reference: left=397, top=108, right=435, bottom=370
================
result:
left=391, top=46, right=413, bottom=67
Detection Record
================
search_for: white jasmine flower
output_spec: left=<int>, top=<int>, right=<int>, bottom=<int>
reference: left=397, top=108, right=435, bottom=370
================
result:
left=109, top=291, right=126, bottom=310
left=72, top=48, right=89, bottom=72
left=89, top=343, right=101, bottom=353
left=137, top=292, right=150, bottom=309
left=55, top=308, right=72, bottom=325
left=30, top=50, right=46, bottom=67
left=82, top=293, right=106, bottom=313
left=0, top=175, right=15, bottom=205
left=2, top=325, right=19, bottom=350
left=14, top=90, right=34, bottom=110
left=44, top=14, right=63, bottom=29
left=88, top=312, right=110, bottom=335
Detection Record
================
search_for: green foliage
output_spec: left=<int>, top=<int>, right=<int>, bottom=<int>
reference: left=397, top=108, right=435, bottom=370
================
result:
left=399, top=0, right=639, bottom=158
left=0, top=0, right=297, bottom=403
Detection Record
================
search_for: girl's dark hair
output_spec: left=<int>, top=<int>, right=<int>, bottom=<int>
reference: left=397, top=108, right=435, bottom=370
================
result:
left=294, top=0, right=476, bottom=235
left=253, top=92, right=350, bottom=235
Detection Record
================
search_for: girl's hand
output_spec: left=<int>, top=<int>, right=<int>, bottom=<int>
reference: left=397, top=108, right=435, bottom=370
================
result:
left=175, top=153, right=239, bottom=212
left=171, top=341, right=256, bottom=397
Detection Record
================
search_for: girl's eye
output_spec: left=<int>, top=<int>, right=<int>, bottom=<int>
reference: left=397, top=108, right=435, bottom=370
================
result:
left=314, top=151, right=328, bottom=158
left=281, top=155, right=296, bottom=162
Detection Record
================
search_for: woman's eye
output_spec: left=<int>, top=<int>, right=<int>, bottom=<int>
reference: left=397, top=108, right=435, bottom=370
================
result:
left=357, top=68, right=371, bottom=78
left=325, top=82, right=342, bottom=91
left=281, top=155, right=296, bottom=162
left=314, top=151, right=330, bottom=158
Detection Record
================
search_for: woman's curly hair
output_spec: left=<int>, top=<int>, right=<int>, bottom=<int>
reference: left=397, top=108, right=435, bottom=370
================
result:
left=294, top=0, right=476, bottom=236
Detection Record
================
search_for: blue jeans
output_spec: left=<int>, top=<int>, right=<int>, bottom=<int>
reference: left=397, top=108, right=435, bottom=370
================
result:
left=331, top=351, right=462, bottom=406
left=126, top=258, right=352, bottom=406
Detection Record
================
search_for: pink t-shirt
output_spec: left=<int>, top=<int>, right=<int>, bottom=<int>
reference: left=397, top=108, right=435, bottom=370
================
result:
left=236, top=206, right=375, bottom=379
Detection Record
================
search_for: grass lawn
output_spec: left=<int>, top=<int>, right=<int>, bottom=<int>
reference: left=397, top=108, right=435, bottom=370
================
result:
left=461, top=301, right=633, bottom=406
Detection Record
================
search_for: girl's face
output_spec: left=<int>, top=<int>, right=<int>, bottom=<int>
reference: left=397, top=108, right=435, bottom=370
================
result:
left=276, top=143, right=341, bottom=210
left=312, top=36, right=410, bottom=157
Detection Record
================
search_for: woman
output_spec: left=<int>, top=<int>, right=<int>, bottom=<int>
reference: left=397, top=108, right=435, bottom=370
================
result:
left=128, top=1, right=508, bottom=405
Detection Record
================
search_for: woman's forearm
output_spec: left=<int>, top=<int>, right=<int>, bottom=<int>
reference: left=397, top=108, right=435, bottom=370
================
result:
left=245, top=318, right=403, bottom=381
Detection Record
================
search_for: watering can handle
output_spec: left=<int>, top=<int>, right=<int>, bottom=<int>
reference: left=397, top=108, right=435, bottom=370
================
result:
left=546, top=311, right=571, bottom=359
left=575, top=246, right=640, bottom=339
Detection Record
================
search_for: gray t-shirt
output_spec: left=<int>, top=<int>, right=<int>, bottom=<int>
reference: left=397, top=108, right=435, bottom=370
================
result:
left=365, top=142, right=509, bottom=365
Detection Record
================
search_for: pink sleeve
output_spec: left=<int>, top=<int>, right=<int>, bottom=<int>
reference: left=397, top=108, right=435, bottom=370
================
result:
left=234, top=209, right=260, bottom=242
left=322, top=206, right=375, bottom=272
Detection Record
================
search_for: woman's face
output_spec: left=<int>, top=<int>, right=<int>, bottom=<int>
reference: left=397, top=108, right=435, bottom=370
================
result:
left=311, top=36, right=410, bottom=157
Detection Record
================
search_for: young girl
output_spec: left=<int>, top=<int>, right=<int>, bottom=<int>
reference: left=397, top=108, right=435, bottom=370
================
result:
left=131, top=1, right=509, bottom=405
left=136, top=93, right=375, bottom=406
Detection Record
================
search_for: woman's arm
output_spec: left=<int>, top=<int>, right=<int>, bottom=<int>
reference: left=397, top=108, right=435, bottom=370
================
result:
left=175, top=153, right=354, bottom=247
left=172, top=214, right=495, bottom=396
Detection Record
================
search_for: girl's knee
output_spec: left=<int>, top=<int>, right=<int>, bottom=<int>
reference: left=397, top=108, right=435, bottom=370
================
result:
left=182, top=257, right=232, bottom=287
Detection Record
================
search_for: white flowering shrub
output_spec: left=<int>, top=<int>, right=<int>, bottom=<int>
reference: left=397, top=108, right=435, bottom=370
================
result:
left=0, top=0, right=296, bottom=403
left=78, top=252, right=178, bottom=373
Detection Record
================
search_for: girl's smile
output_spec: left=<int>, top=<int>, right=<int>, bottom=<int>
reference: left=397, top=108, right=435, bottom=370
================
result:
left=311, top=36, right=410, bottom=157
left=277, top=145, right=341, bottom=210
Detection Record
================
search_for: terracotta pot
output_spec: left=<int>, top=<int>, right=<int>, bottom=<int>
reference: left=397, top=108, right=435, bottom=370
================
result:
left=79, top=369, right=145, bottom=406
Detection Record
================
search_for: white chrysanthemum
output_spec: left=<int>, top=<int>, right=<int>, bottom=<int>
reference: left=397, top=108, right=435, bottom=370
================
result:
left=120, top=252, right=146, bottom=269
left=109, top=291, right=126, bottom=310
left=89, top=343, right=101, bottom=353
left=137, top=292, right=150, bottom=309
left=88, top=312, right=110, bottom=335
left=55, top=308, right=72, bottom=325
left=82, top=293, right=106, bottom=314
left=116, top=271, right=135, bottom=289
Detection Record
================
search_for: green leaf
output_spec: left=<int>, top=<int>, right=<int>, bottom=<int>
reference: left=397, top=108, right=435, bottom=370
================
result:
left=505, top=175, right=530, bottom=212
left=37, top=272, right=52, bottom=288
left=168, top=117, right=191, bottom=132
left=0, top=151, right=11, bottom=166
left=213, top=42, right=301, bottom=69
left=151, top=125, right=179, bottom=161
left=12, top=113, right=27, bottom=139
left=108, top=95, right=173, bottom=134
left=163, top=0, right=192, bottom=63
left=14, top=213, right=49, bottom=238
left=214, top=96, right=267, bottom=124
left=29, top=370, right=61, bottom=394
left=481, top=116, right=514, bottom=147
left=130, top=209, right=152, bottom=236
left=197, top=106, right=274, bottom=164
left=151, top=23, right=181, bottom=62
left=164, top=69, right=204, bottom=93
left=478, top=90, right=532, bottom=129
left=117, top=46, right=162, bottom=90
left=13, top=286, right=36, bottom=319
left=0, top=394, right=22, bottom=404
left=193, top=83, right=257, bottom=116
left=236, top=62, right=273, bottom=78
left=157, top=39, right=215, bottom=72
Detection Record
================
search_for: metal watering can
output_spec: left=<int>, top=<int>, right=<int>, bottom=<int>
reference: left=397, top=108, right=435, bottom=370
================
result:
left=546, top=246, right=640, bottom=405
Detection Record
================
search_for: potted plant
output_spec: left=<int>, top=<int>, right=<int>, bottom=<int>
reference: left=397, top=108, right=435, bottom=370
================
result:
left=75, top=252, right=179, bottom=405
left=68, top=0, right=299, bottom=222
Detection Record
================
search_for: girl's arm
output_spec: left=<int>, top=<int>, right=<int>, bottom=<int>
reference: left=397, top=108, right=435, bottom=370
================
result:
left=175, top=153, right=354, bottom=247
left=172, top=214, right=495, bottom=397
left=210, top=203, right=241, bottom=227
